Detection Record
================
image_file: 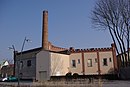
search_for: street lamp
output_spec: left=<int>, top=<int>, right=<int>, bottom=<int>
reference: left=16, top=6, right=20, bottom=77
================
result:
left=9, top=37, right=31, bottom=87
left=8, top=45, right=16, bottom=76
left=18, top=37, right=31, bottom=87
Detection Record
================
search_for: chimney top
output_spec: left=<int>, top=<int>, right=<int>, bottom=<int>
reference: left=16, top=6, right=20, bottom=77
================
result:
left=43, top=10, right=48, bottom=13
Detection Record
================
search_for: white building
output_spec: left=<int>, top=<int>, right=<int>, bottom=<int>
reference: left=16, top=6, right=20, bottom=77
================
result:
left=36, top=50, right=69, bottom=81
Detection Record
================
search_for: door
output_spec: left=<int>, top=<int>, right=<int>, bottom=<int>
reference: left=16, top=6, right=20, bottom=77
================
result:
left=39, top=71, right=47, bottom=81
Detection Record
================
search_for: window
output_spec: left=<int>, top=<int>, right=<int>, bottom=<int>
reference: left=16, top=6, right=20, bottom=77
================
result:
left=27, top=60, right=31, bottom=67
left=103, top=58, right=108, bottom=66
left=78, top=59, right=80, bottom=64
left=72, top=60, right=76, bottom=67
left=95, top=58, right=98, bottom=63
left=20, top=61, right=23, bottom=69
left=87, top=59, right=92, bottom=67
left=109, top=58, right=112, bottom=62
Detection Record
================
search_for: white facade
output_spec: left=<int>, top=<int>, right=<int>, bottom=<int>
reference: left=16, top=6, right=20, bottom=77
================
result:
left=36, top=50, right=69, bottom=81
left=50, top=52, right=70, bottom=76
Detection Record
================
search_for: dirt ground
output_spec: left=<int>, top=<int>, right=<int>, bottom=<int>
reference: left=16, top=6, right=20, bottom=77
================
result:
left=0, top=80, right=130, bottom=87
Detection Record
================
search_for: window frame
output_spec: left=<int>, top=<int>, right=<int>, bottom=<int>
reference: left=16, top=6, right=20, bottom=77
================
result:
left=20, top=61, right=23, bottom=69
left=103, top=58, right=108, bottom=66
left=78, top=59, right=80, bottom=64
left=71, top=60, right=76, bottom=68
left=27, top=60, right=31, bottom=67
left=95, top=58, right=98, bottom=63
left=109, top=58, right=112, bottom=62
left=87, top=59, right=92, bottom=67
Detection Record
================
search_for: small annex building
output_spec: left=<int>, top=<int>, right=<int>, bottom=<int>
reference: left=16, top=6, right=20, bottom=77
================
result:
left=36, top=50, right=70, bottom=81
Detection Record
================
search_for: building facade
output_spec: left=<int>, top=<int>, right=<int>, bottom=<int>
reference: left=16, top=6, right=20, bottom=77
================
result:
left=14, top=10, right=118, bottom=81
left=36, top=50, right=70, bottom=81
left=15, top=48, right=41, bottom=79
left=69, top=43, right=117, bottom=76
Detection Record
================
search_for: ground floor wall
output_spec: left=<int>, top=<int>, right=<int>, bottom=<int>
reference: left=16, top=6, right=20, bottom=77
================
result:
left=50, top=52, right=70, bottom=76
left=15, top=57, right=36, bottom=80
left=36, top=50, right=70, bottom=81
left=36, top=50, right=50, bottom=81
left=69, top=51, right=116, bottom=76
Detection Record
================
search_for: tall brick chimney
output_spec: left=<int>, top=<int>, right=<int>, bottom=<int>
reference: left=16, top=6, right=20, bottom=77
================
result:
left=42, top=10, right=48, bottom=50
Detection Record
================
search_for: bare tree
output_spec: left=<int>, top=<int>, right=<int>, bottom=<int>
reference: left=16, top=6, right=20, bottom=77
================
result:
left=91, top=0, right=130, bottom=67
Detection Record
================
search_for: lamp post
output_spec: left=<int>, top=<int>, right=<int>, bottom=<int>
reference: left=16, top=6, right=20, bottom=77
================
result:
left=9, top=37, right=31, bottom=87
left=8, top=45, right=16, bottom=76
left=18, top=37, right=31, bottom=87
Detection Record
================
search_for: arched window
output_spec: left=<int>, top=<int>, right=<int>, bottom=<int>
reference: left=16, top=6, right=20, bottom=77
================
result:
left=20, top=61, right=23, bottom=69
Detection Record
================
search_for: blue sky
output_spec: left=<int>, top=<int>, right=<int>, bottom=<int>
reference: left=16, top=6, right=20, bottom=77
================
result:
left=0, top=0, right=112, bottom=62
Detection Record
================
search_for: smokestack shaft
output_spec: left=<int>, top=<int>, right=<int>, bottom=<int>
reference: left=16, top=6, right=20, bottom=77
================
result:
left=42, top=10, right=48, bottom=50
